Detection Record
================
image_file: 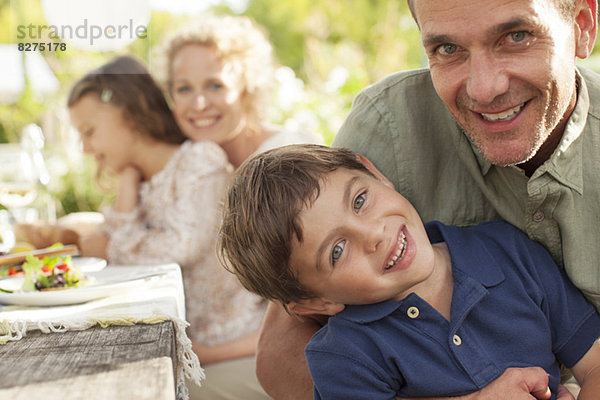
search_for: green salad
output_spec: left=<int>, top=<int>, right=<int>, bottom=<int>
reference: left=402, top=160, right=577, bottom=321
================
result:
left=11, top=245, right=94, bottom=292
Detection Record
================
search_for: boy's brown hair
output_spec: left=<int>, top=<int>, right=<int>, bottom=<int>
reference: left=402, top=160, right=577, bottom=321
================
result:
left=218, top=144, right=370, bottom=309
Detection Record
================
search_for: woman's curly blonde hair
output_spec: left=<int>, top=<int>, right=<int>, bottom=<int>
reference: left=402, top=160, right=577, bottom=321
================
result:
left=154, top=14, right=276, bottom=124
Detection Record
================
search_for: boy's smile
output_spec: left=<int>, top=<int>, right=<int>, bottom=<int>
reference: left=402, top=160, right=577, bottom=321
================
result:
left=289, top=167, right=444, bottom=310
left=384, top=226, right=408, bottom=272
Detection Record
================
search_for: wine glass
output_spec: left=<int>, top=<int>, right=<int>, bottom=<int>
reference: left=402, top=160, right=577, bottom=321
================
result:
left=0, top=144, right=38, bottom=224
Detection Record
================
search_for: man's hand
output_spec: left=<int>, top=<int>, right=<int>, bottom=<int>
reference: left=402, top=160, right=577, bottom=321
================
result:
left=397, top=367, right=551, bottom=400
left=556, top=384, right=576, bottom=400
left=480, top=367, right=551, bottom=399
left=256, top=302, right=321, bottom=400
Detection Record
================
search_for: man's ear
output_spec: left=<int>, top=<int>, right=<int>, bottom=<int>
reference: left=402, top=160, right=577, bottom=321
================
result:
left=574, top=0, right=598, bottom=58
left=355, top=154, right=394, bottom=189
left=288, top=297, right=345, bottom=316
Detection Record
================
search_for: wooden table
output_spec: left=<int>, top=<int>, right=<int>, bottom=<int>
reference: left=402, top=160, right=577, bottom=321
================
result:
left=0, top=321, right=178, bottom=399
left=0, top=264, right=197, bottom=400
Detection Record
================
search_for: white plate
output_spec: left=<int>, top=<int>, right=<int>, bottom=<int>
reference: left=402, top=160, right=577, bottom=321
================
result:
left=73, top=257, right=107, bottom=273
left=0, top=268, right=167, bottom=306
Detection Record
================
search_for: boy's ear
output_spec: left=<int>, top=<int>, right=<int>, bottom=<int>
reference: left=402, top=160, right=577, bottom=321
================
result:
left=288, top=297, right=345, bottom=316
left=355, top=154, right=394, bottom=188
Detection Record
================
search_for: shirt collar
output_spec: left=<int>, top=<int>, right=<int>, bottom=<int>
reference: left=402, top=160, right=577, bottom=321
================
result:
left=338, top=300, right=406, bottom=324
left=469, top=70, right=587, bottom=192
left=336, top=221, right=505, bottom=324
left=426, top=221, right=505, bottom=287
left=540, top=70, right=587, bottom=193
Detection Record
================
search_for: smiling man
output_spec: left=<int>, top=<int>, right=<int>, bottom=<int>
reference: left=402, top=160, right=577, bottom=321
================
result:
left=255, top=1, right=600, bottom=399
left=417, top=0, right=586, bottom=175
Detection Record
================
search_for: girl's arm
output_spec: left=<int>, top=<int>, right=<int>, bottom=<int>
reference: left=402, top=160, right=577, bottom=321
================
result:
left=78, top=230, right=108, bottom=259
left=105, top=142, right=230, bottom=266
left=79, top=166, right=141, bottom=259
left=112, top=166, right=142, bottom=213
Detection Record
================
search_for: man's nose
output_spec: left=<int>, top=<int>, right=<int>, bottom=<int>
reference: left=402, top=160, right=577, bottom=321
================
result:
left=466, top=52, right=509, bottom=105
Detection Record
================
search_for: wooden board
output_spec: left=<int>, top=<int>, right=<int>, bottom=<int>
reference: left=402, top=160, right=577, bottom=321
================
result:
left=0, top=321, right=177, bottom=399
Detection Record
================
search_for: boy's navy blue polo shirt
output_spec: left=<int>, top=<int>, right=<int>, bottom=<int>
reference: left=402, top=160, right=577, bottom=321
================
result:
left=306, top=221, right=600, bottom=399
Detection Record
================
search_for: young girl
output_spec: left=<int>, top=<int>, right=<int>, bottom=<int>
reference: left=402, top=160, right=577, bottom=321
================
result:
left=67, top=56, right=266, bottom=376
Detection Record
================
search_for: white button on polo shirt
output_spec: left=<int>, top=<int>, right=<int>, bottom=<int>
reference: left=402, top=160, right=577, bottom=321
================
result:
left=453, top=334, right=462, bottom=346
left=407, top=306, right=419, bottom=319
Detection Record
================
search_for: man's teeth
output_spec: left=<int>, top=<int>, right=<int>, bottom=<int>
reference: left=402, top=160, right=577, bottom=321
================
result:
left=386, top=231, right=407, bottom=269
left=480, top=103, right=524, bottom=122
left=192, top=118, right=217, bottom=128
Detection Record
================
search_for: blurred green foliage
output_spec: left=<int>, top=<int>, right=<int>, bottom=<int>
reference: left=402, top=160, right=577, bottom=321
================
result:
left=2, top=0, right=600, bottom=216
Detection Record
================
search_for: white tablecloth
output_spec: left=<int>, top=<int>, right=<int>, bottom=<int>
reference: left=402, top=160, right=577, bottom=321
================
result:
left=0, top=263, right=203, bottom=399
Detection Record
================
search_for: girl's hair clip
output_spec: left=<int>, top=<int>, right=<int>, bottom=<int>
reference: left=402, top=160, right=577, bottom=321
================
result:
left=101, top=89, right=113, bottom=103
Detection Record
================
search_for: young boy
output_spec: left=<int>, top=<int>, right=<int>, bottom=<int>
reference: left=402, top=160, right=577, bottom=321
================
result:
left=218, top=144, right=600, bottom=399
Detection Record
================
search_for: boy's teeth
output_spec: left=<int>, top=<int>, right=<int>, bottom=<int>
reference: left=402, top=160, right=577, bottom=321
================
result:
left=387, top=232, right=407, bottom=269
left=481, top=103, right=524, bottom=122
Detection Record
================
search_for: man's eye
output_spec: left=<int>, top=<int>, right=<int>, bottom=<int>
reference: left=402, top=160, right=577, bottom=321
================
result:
left=437, top=43, right=458, bottom=55
left=353, top=192, right=366, bottom=212
left=509, top=31, right=527, bottom=42
left=332, top=241, right=345, bottom=264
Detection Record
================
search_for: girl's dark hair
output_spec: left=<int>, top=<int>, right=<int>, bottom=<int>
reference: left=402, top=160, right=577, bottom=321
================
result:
left=68, top=55, right=186, bottom=145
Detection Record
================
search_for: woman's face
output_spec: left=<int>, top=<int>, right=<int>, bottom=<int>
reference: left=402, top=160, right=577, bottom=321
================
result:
left=70, top=94, right=138, bottom=174
left=170, top=44, right=247, bottom=144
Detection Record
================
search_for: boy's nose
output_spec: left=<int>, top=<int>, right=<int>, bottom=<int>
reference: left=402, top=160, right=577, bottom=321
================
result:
left=362, top=220, right=385, bottom=254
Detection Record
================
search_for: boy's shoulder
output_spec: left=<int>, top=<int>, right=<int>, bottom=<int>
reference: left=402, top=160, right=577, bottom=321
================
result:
left=426, top=220, right=555, bottom=286
left=306, top=300, right=404, bottom=367
left=426, top=220, right=533, bottom=252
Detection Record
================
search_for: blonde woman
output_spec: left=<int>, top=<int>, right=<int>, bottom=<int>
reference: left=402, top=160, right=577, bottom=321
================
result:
left=156, top=15, right=321, bottom=169
left=156, top=15, right=321, bottom=399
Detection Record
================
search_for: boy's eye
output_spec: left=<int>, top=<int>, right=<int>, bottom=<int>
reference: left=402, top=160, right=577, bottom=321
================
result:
left=331, top=241, right=345, bottom=264
left=81, top=128, right=93, bottom=138
left=353, top=192, right=366, bottom=212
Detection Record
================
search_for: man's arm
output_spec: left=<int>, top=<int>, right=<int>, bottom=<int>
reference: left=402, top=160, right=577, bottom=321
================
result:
left=256, top=302, right=321, bottom=400
left=192, top=330, right=260, bottom=366
left=571, top=339, right=600, bottom=399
